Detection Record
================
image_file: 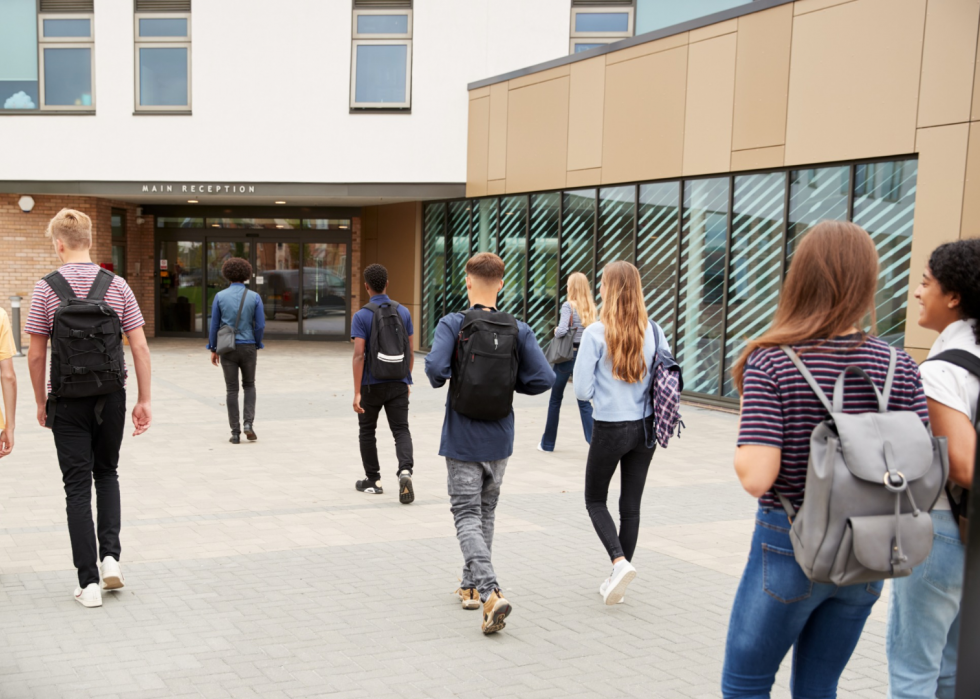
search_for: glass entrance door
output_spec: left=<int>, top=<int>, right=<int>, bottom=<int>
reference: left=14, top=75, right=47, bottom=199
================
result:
left=302, top=242, right=348, bottom=336
left=206, top=241, right=250, bottom=331
left=158, top=240, right=203, bottom=333
left=255, top=242, right=301, bottom=335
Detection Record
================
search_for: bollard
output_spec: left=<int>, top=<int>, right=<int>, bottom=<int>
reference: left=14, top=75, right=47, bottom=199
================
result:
left=8, top=296, right=24, bottom=357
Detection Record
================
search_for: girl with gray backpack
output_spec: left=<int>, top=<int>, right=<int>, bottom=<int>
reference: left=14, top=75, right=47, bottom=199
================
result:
left=721, top=222, right=937, bottom=698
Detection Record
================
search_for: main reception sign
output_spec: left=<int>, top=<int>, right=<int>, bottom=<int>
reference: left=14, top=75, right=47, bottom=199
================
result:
left=141, top=183, right=257, bottom=194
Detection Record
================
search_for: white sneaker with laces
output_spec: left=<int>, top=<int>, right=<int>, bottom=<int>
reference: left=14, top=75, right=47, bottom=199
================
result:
left=100, top=556, right=125, bottom=590
left=602, top=561, right=636, bottom=605
left=74, top=583, right=102, bottom=608
left=599, top=577, right=625, bottom=604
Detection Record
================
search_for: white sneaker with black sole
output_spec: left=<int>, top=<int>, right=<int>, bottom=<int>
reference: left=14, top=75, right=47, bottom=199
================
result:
left=602, top=561, right=636, bottom=605
left=398, top=470, right=415, bottom=505
left=74, top=583, right=102, bottom=608
left=100, top=556, right=125, bottom=590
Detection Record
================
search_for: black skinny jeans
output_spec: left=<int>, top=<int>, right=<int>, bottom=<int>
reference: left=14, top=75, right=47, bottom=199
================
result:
left=358, top=381, right=414, bottom=481
left=220, top=344, right=257, bottom=433
left=51, top=390, right=127, bottom=588
left=584, top=419, right=655, bottom=562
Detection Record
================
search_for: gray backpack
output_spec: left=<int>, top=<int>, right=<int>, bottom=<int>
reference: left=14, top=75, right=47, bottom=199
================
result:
left=777, top=346, right=949, bottom=586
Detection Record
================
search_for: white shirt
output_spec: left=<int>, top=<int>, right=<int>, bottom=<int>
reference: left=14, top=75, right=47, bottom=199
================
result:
left=921, top=319, right=980, bottom=509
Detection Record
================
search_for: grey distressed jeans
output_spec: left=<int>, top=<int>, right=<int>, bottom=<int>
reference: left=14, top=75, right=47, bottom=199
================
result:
left=446, top=457, right=508, bottom=601
left=220, top=344, right=257, bottom=434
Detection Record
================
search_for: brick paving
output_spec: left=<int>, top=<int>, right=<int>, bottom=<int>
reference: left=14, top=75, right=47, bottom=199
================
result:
left=0, top=339, right=889, bottom=698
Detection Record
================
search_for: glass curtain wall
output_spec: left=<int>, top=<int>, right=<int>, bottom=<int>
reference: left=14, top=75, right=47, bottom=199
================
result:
left=421, top=157, right=919, bottom=403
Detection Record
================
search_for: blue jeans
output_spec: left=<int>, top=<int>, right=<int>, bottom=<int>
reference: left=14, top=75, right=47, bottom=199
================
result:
left=886, top=509, right=963, bottom=699
left=540, top=349, right=593, bottom=451
left=722, top=507, right=883, bottom=698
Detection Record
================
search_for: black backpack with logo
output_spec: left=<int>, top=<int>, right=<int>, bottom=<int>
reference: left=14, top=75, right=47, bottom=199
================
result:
left=365, top=300, right=411, bottom=381
left=43, top=269, right=126, bottom=424
left=450, top=307, right=520, bottom=421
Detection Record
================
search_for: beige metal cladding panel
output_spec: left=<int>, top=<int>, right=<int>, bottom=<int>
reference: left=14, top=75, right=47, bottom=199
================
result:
left=961, top=122, right=980, bottom=237
left=917, top=0, right=980, bottom=128
left=683, top=33, right=738, bottom=176
left=794, top=0, right=858, bottom=15
left=905, top=123, right=971, bottom=349
left=488, top=83, right=509, bottom=182
left=505, top=77, right=571, bottom=194
left=732, top=3, right=793, bottom=151
left=467, top=96, right=490, bottom=198
left=488, top=179, right=506, bottom=195
left=376, top=202, right=421, bottom=304
left=689, top=18, right=737, bottom=43
left=784, top=0, right=927, bottom=166
left=974, top=33, right=980, bottom=120
left=566, top=167, right=603, bottom=187
left=602, top=46, right=688, bottom=184
left=567, top=57, right=606, bottom=172
left=730, top=145, right=785, bottom=170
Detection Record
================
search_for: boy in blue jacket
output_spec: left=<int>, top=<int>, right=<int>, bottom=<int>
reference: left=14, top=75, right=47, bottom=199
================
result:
left=424, top=252, right=554, bottom=635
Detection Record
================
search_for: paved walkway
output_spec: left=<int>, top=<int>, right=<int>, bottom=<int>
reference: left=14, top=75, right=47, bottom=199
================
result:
left=0, top=339, right=889, bottom=698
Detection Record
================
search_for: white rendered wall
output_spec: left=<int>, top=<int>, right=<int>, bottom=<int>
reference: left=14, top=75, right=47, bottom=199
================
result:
left=0, top=0, right=570, bottom=184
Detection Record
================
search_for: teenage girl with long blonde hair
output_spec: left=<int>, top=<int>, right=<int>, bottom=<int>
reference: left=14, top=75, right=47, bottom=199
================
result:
left=574, top=261, right=666, bottom=605
left=539, top=272, right=597, bottom=451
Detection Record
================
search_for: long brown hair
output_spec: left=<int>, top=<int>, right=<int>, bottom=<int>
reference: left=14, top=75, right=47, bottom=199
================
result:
left=600, top=261, right=648, bottom=383
left=567, top=272, right=596, bottom=327
left=732, top=220, right=879, bottom=394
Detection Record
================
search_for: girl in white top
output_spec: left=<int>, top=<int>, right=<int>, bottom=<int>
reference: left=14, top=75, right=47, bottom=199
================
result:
left=887, top=239, right=980, bottom=699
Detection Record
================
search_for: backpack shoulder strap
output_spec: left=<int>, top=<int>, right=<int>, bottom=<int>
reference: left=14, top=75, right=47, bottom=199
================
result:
left=43, top=271, right=75, bottom=303
left=928, top=349, right=980, bottom=423
left=781, top=345, right=834, bottom=414
left=364, top=302, right=380, bottom=313
left=87, top=268, right=115, bottom=302
left=881, top=346, right=898, bottom=407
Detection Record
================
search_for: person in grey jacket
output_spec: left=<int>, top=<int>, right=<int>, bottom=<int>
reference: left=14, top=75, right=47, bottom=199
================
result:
left=207, top=257, right=265, bottom=444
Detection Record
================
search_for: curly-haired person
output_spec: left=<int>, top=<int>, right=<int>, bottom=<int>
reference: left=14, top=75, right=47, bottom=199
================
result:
left=888, top=238, right=980, bottom=699
left=207, top=257, right=265, bottom=444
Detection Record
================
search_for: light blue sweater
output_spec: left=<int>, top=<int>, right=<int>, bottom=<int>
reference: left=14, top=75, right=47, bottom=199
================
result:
left=573, top=320, right=665, bottom=422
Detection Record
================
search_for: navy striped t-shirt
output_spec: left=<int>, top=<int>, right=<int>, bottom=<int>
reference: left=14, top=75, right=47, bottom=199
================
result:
left=737, top=334, right=929, bottom=511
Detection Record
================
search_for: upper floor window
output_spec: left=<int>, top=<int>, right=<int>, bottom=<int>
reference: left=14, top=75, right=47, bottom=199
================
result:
left=570, top=1, right=634, bottom=55
left=351, top=0, right=413, bottom=110
left=134, top=0, right=192, bottom=112
left=1, top=0, right=95, bottom=112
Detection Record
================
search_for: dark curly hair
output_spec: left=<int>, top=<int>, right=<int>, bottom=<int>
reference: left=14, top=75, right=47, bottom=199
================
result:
left=929, top=239, right=980, bottom=344
left=364, top=263, right=388, bottom=294
left=222, top=257, right=252, bottom=283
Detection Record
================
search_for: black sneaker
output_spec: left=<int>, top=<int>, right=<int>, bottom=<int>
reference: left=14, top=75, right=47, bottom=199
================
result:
left=243, top=423, right=257, bottom=441
left=355, top=479, right=383, bottom=495
left=229, top=433, right=241, bottom=444
left=398, top=470, right=415, bottom=505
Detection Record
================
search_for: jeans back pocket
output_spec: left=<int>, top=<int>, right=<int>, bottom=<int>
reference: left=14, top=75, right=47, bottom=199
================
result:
left=762, top=543, right=813, bottom=604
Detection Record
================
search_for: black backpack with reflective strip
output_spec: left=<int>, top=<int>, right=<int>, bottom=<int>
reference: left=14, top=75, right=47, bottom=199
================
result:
left=450, top=307, right=520, bottom=421
left=365, top=300, right=411, bottom=381
left=44, top=269, right=126, bottom=403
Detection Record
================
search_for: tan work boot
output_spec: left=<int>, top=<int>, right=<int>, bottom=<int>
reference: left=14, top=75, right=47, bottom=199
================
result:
left=481, top=588, right=512, bottom=635
left=454, top=587, right=481, bottom=610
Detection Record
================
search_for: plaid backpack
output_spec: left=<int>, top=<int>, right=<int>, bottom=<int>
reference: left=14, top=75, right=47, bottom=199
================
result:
left=644, top=320, right=684, bottom=449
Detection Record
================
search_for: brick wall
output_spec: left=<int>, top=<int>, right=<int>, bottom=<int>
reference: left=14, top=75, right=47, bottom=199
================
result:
left=0, top=195, right=155, bottom=347
left=350, top=216, right=362, bottom=321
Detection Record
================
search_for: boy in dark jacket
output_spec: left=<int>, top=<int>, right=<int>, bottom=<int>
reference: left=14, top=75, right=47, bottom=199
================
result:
left=424, top=252, right=554, bottom=635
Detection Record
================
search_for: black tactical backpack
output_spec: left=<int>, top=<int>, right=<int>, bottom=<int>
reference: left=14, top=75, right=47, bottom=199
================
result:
left=44, top=269, right=125, bottom=423
left=450, top=307, right=520, bottom=421
left=365, top=300, right=411, bottom=381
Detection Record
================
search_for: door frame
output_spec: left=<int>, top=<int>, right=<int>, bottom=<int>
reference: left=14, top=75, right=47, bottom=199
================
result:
left=155, top=227, right=354, bottom=341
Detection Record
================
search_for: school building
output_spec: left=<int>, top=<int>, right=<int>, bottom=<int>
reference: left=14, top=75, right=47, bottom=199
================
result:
left=2, top=0, right=978, bottom=404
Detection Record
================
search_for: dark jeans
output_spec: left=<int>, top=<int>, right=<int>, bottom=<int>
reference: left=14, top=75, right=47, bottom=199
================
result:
left=358, top=381, right=414, bottom=481
left=540, top=347, right=593, bottom=451
left=221, top=344, right=257, bottom=434
left=51, top=390, right=127, bottom=588
left=584, top=419, right=655, bottom=562
left=722, top=507, right=882, bottom=698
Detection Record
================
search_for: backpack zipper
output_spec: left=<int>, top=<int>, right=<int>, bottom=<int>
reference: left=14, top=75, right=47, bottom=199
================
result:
left=494, top=333, right=498, bottom=350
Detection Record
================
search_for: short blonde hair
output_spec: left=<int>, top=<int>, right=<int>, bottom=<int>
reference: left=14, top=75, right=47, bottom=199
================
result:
left=47, top=208, right=93, bottom=250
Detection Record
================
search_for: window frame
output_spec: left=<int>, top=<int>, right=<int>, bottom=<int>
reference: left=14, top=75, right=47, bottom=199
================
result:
left=350, top=38, right=413, bottom=110
left=569, top=37, right=621, bottom=54
left=134, top=12, right=192, bottom=113
left=351, top=8, right=412, bottom=40
left=37, top=12, right=95, bottom=111
left=570, top=6, right=634, bottom=38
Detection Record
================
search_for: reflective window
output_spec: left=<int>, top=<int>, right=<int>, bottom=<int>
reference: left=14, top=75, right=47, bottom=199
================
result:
left=207, top=219, right=301, bottom=229
left=43, top=47, right=92, bottom=106
left=157, top=217, right=203, bottom=228
left=303, top=219, right=351, bottom=229
left=0, top=0, right=39, bottom=110
left=561, top=189, right=597, bottom=290
left=139, top=47, right=189, bottom=107
left=139, top=18, right=188, bottom=37
left=445, top=201, right=471, bottom=316
left=528, top=193, right=561, bottom=344
left=575, top=12, right=630, bottom=32
left=573, top=41, right=612, bottom=53
left=676, top=178, right=729, bottom=396
left=499, top=196, right=528, bottom=320
left=43, top=19, right=91, bottom=38
left=421, top=203, right=447, bottom=347
left=351, top=8, right=412, bottom=109
left=357, top=14, right=409, bottom=34
left=471, top=199, right=498, bottom=254
left=206, top=242, right=250, bottom=329
left=570, top=6, right=633, bottom=55
left=787, top=166, right=849, bottom=258
left=637, top=182, right=680, bottom=339
left=256, top=242, right=301, bottom=335
left=159, top=241, right=203, bottom=333
left=597, top=186, right=636, bottom=274
left=635, top=0, right=753, bottom=35
left=303, top=243, right=349, bottom=336
left=111, top=208, right=127, bottom=279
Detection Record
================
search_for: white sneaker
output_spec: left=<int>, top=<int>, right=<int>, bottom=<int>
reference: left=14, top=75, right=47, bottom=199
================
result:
left=100, top=556, right=125, bottom=590
left=599, top=577, right=625, bottom=604
left=74, top=583, right=102, bottom=608
left=602, top=561, right=636, bottom=605
left=537, top=442, right=547, bottom=453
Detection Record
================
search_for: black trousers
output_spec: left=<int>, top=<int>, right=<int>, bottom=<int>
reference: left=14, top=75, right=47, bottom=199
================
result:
left=220, top=344, right=257, bottom=434
left=584, top=419, right=655, bottom=562
left=51, top=390, right=127, bottom=588
left=358, top=382, right=414, bottom=481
